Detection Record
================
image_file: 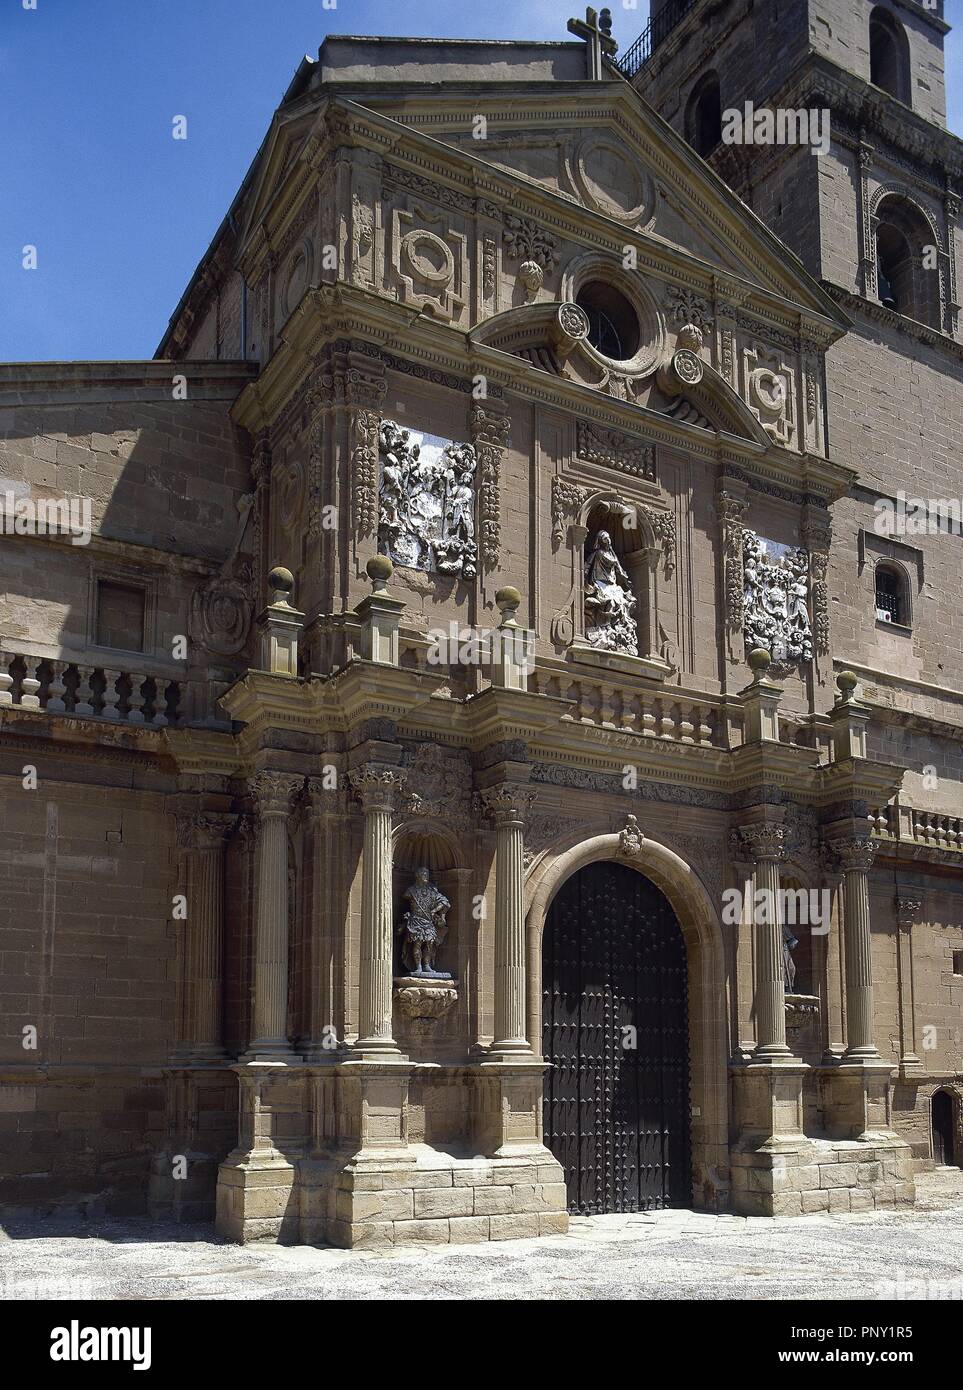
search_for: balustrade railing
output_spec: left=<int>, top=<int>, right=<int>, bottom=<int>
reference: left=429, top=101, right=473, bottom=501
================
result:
left=0, top=649, right=190, bottom=726
left=529, top=665, right=725, bottom=746
left=868, top=802, right=963, bottom=853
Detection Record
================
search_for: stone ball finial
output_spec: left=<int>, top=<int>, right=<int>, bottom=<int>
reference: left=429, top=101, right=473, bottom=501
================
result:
left=495, top=585, right=522, bottom=625
left=836, top=669, right=858, bottom=700
left=268, top=566, right=295, bottom=605
left=748, top=647, right=772, bottom=676
left=366, top=554, right=393, bottom=593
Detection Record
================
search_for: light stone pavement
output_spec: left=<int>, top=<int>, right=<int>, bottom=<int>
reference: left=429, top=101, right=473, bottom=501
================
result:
left=2, top=1170, right=961, bottom=1302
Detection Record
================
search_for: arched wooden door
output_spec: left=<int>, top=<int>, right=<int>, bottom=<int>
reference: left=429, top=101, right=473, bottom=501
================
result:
left=542, top=860, right=691, bottom=1214
left=932, top=1090, right=956, bottom=1167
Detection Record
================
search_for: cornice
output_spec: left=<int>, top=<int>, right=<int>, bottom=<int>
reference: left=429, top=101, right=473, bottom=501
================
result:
left=821, top=283, right=963, bottom=358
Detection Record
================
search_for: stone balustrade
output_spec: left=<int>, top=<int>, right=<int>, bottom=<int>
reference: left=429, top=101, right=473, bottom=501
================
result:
left=869, top=801, right=963, bottom=854
left=0, top=648, right=191, bottom=726
left=530, top=666, right=723, bottom=746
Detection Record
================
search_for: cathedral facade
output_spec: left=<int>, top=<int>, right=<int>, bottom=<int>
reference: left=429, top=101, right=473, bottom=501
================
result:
left=1, top=0, right=961, bottom=1248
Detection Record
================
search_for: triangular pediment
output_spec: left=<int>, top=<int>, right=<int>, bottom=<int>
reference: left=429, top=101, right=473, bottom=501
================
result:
left=344, top=79, right=842, bottom=321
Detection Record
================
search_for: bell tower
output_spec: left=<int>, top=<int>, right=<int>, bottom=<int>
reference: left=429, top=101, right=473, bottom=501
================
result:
left=624, top=0, right=956, bottom=326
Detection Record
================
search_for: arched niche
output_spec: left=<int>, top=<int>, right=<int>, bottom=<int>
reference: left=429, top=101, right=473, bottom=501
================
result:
left=579, top=493, right=665, bottom=666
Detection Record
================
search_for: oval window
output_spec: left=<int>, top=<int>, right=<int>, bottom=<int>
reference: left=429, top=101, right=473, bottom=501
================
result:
left=575, top=281, right=641, bottom=361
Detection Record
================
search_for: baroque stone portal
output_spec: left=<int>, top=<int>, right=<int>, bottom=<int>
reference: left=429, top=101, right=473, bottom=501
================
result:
left=378, top=420, right=478, bottom=577
left=584, top=528, right=639, bottom=654
left=742, top=531, right=813, bottom=667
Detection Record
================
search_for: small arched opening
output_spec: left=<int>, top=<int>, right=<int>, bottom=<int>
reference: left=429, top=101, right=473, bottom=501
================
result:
left=931, top=1089, right=957, bottom=1167
left=875, top=560, right=910, bottom=627
left=874, top=196, right=942, bottom=329
left=686, top=71, right=723, bottom=158
left=870, top=7, right=911, bottom=105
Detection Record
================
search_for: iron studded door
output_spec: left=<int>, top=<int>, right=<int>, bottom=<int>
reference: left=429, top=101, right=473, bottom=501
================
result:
left=542, top=861, right=691, bottom=1214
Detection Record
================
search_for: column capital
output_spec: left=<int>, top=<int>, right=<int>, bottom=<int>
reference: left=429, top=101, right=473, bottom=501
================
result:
left=176, top=811, right=237, bottom=852
left=304, top=773, right=348, bottom=817
left=895, top=893, right=923, bottom=930
left=349, top=764, right=407, bottom=813
left=480, top=782, right=536, bottom=828
left=835, top=837, right=877, bottom=873
left=737, top=822, right=788, bottom=864
left=248, top=770, right=303, bottom=817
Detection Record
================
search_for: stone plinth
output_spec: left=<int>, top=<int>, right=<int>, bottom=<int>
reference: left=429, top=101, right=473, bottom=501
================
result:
left=731, top=1137, right=915, bottom=1217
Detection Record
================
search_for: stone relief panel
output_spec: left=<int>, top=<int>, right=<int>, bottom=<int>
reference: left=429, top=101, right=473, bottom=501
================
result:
left=576, top=422, right=656, bottom=481
left=743, top=341, right=795, bottom=447
left=742, top=532, right=813, bottom=670
left=390, top=203, right=468, bottom=321
left=378, top=421, right=477, bottom=579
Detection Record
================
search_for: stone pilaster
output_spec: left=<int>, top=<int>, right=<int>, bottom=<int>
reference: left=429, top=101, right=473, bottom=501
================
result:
left=243, top=770, right=302, bottom=1063
left=481, top=782, right=536, bottom=1059
left=173, top=811, right=235, bottom=1063
left=349, top=765, right=407, bottom=1058
left=301, top=772, right=348, bottom=1061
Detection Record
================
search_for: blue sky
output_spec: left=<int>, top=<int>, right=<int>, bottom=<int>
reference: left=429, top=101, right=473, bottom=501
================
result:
left=1, top=0, right=961, bottom=363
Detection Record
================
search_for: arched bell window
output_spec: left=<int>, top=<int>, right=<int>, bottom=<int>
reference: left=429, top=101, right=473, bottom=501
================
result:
left=685, top=71, right=723, bottom=159
left=870, top=7, right=911, bottom=105
left=874, top=195, right=942, bottom=330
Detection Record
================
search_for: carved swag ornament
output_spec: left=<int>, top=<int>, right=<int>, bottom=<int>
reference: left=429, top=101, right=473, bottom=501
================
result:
left=378, top=420, right=478, bottom=578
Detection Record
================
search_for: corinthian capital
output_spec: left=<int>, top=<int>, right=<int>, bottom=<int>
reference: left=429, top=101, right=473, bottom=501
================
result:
left=480, top=782, right=536, bottom=828
left=737, top=822, right=788, bottom=863
left=176, top=811, right=236, bottom=852
left=349, top=764, right=407, bottom=813
left=836, top=837, right=878, bottom=873
left=248, top=770, right=303, bottom=817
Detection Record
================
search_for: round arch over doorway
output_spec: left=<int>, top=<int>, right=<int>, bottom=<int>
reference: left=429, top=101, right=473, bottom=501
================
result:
left=526, top=832, right=729, bottom=1212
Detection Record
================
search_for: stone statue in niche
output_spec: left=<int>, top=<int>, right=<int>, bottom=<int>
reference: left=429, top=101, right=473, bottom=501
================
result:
left=378, top=421, right=477, bottom=578
left=584, top=529, right=639, bottom=655
left=397, top=867, right=452, bottom=978
left=742, top=531, right=813, bottom=668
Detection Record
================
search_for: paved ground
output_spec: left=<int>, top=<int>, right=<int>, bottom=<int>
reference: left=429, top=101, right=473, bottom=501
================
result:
left=2, top=1169, right=962, bottom=1301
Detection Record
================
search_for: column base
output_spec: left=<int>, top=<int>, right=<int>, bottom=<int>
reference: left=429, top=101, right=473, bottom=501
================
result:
left=731, top=1135, right=916, bottom=1216
left=470, top=1058, right=550, bottom=1156
left=819, top=1057, right=899, bottom=1141
left=240, top=1039, right=298, bottom=1064
left=731, top=1056, right=809, bottom=1147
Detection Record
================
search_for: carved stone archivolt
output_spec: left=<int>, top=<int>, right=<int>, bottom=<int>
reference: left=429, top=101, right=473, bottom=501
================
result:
left=470, top=404, right=510, bottom=571
left=742, top=531, right=813, bottom=668
left=378, top=421, right=478, bottom=578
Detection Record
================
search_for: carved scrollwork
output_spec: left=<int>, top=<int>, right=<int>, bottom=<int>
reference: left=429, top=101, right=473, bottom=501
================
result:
left=502, top=216, right=558, bottom=271
left=349, top=765, right=407, bottom=813
left=551, top=477, right=586, bottom=547
left=470, top=404, right=509, bottom=571
left=737, top=822, right=789, bottom=863
left=836, top=838, right=878, bottom=873
left=576, top=421, right=656, bottom=480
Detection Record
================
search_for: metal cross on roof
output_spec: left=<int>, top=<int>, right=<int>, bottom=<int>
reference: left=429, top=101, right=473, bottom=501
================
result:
left=567, top=7, right=619, bottom=81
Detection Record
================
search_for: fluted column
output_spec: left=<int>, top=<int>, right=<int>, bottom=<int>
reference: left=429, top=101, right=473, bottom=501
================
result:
left=244, top=771, right=302, bottom=1062
left=739, top=823, right=790, bottom=1057
left=895, top=893, right=923, bottom=1074
left=482, top=783, right=536, bottom=1058
left=349, top=766, right=406, bottom=1056
left=174, top=812, right=235, bottom=1062
left=837, top=837, right=880, bottom=1059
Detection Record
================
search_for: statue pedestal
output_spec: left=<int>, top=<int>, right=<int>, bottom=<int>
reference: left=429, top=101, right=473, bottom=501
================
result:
left=393, top=976, right=458, bottom=1035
